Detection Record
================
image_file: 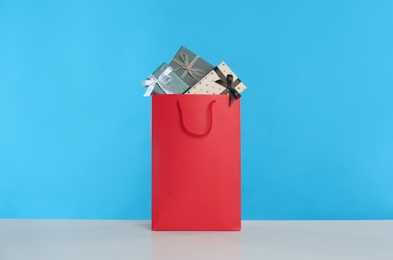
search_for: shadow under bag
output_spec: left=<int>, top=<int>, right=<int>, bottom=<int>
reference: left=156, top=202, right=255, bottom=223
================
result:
left=152, top=94, right=241, bottom=231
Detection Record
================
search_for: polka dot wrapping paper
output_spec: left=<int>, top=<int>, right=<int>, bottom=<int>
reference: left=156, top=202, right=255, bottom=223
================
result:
left=185, top=62, right=247, bottom=96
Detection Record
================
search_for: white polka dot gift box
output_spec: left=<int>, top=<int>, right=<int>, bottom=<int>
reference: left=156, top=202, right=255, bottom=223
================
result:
left=185, top=62, right=247, bottom=105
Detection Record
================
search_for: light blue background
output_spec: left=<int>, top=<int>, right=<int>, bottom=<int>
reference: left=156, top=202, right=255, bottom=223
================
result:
left=1, top=0, right=393, bottom=220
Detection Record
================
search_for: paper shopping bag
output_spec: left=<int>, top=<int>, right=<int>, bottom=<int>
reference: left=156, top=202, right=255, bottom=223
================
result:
left=152, top=94, right=241, bottom=231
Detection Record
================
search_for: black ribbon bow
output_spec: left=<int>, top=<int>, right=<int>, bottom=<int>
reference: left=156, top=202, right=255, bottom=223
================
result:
left=214, top=67, right=241, bottom=106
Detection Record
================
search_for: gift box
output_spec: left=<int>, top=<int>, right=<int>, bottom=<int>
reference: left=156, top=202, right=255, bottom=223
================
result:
left=169, top=46, right=214, bottom=87
left=186, top=61, right=247, bottom=95
left=142, top=63, right=190, bottom=96
left=185, top=62, right=247, bottom=104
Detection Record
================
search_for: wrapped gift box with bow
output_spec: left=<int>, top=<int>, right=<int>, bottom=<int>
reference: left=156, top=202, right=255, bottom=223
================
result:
left=169, top=46, right=214, bottom=87
left=142, top=63, right=190, bottom=96
left=185, top=62, right=247, bottom=105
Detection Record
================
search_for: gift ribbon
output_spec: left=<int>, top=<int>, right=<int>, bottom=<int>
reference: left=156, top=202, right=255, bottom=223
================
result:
left=142, top=67, right=176, bottom=96
left=172, top=53, right=206, bottom=81
left=214, top=67, right=242, bottom=105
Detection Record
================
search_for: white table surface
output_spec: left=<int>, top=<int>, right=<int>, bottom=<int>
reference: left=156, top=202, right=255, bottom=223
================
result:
left=0, top=220, right=392, bottom=260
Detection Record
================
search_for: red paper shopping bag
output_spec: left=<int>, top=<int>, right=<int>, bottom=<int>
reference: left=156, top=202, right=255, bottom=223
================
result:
left=152, top=94, right=241, bottom=231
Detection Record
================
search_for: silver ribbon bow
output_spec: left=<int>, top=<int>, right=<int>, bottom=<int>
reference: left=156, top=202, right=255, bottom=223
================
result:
left=171, top=53, right=206, bottom=81
left=142, top=67, right=176, bottom=96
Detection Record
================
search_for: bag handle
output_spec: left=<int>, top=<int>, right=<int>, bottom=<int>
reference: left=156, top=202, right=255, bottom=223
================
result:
left=177, top=99, right=216, bottom=137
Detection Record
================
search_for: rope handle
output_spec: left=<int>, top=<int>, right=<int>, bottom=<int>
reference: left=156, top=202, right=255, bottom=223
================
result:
left=177, top=99, right=216, bottom=137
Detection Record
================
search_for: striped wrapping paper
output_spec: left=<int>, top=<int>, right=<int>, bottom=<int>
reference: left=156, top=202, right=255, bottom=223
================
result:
left=149, top=63, right=191, bottom=94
